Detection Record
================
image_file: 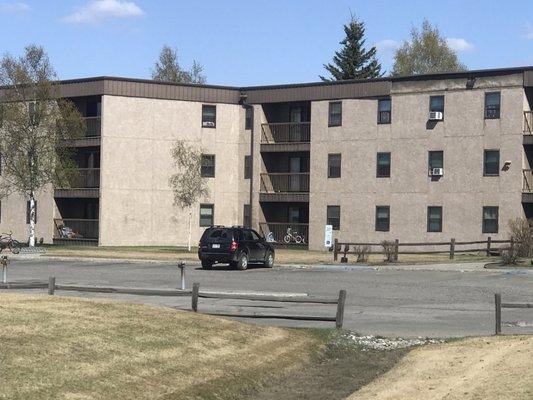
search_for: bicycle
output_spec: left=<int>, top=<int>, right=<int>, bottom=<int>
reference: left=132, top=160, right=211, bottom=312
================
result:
left=283, top=226, right=305, bottom=244
left=0, top=232, right=21, bottom=255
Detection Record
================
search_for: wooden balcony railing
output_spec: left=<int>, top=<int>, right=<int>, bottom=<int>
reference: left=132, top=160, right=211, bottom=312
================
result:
left=261, top=122, right=311, bottom=144
left=259, top=222, right=309, bottom=245
left=53, top=218, right=99, bottom=240
left=523, top=169, right=533, bottom=192
left=260, top=173, right=310, bottom=193
left=85, top=116, right=101, bottom=137
left=57, top=168, right=100, bottom=189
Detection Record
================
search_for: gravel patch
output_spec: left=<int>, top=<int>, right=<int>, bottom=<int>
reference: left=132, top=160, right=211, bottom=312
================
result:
left=339, top=332, right=444, bottom=351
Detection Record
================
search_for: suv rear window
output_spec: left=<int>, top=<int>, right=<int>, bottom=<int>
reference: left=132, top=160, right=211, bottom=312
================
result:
left=201, top=228, right=231, bottom=241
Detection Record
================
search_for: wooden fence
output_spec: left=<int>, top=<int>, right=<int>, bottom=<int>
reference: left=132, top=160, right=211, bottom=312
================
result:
left=0, top=278, right=346, bottom=329
left=333, top=237, right=515, bottom=262
left=191, top=283, right=346, bottom=328
left=494, top=293, right=533, bottom=335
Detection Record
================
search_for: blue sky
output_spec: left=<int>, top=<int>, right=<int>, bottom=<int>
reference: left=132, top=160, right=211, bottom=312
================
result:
left=1, top=0, right=533, bottom=86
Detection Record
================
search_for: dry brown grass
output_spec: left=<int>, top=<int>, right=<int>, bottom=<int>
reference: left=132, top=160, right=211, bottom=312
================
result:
left=0, top=294, right=318, bottom=400
left=43, top=245, right=493, bottom=265
left=348, top=335, right=533, bottom=400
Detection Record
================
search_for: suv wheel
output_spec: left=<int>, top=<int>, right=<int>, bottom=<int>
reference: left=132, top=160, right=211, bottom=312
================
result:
left=201, top=260, right=213, bottom=270
left=236, top=252, right=249, bottom=270
left=264, top=251, right=274, bottom=268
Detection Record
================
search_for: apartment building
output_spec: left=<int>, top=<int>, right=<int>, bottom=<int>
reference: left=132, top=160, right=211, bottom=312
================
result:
left=1, top=67, right=533, bottom=250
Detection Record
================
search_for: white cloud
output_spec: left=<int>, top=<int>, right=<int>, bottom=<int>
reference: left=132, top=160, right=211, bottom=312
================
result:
left=0, top=2, right=30, bottom=14
left=63, top=0, right=145, bottom=24
left=375, top=39, right=401, bottom=52
left=446, top=38, right=474, bottom=52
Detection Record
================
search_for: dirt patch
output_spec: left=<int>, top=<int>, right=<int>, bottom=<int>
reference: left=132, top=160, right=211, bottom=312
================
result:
left=348, top=335, right=533, bottom=400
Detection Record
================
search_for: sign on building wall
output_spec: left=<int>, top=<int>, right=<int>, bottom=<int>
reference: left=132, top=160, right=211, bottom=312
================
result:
left=324, top=225, right=333, bottom=248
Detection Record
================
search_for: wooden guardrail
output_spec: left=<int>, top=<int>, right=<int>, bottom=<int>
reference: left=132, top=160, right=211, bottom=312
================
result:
left=333, top=237, right=515, bottom=261
left=494, top=293, right=533, bottom=335
left=0, top=278, right=347, bottom=329
left=191, top=283, right=347, bottom=328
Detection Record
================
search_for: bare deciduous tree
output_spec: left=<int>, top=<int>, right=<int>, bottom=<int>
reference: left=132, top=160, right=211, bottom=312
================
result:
left=0, top=45, right=85, bottom=246
left=169, top=140, right=209, bottom=251
left=152, top=46, right=206, bottom=84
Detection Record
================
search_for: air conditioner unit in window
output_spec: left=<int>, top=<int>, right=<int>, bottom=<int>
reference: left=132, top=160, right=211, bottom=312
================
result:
left=431, top=168, right=444, bottom=176
left=429, top=111, right=443, bottom=121
left=202, top=121, right=215, bottom=127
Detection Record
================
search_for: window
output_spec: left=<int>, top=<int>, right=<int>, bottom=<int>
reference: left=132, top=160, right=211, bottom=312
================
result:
left=243, top=204, right=251, bottom=227
left=483, top=150, right=500, bottom=176
left=327, top=205, right=340, bottom=230
left=199, top=204, right=214, bottom=227
left=201, top=154, right=215, bottom=178
left=328, top=154, right=341, bottom=178
left=245, top=107, right=253, bottom=130
left=428, top=150, right=444, bottom=170
left=378, top=99, right=391, bottom=124
left=482, top=206, right=499, bottom=233
left=375, top=206, right=390, bottom=232
left=202, top=105, right=216, bottom=128
left=26, top=200, right=37, bottom=224
left=485, top=92, right=501, bottom=119
left=377, top=152, right=391, bottom=178
left=429, top=95, right=445, bottom=114
left=244, top=155, right=252, bottom=179
left=328, top=101, right=342, bottom=127
left=427, top=206, right=443, bottom=232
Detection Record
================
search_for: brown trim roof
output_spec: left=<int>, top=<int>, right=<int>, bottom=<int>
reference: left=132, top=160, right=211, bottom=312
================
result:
left=6, top=66, right=533, bottom=104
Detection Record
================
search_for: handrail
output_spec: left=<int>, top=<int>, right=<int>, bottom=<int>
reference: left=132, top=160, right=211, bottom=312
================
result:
left=523, top=169, right=533, bottom=192
left=260, top=172, right=310, bottom=193
left=261, top=122, right=311, bottom=144
left=524, top=111, right=532, bottom=134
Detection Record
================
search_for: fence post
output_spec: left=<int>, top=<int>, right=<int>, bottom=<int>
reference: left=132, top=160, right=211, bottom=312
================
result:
left=449, top=238, right=455, bottom=260
left=191, top=283, right=200, bottom=312
left=333, top=239, right=338, bottom=262
left=495, top=293, right=501, bottom=335
left=48, top=276, right=56, bottom=296
left=393, top=239, right=399, bottom=262
left=509, top=237, right=514, bottom=255
left=335, top=290, right=346, bottom=329
left=486, top=236, right=492, bottom=257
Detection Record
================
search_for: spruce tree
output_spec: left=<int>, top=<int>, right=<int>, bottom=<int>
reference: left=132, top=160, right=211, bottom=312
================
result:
left=320, top=16, right=382, bottom=81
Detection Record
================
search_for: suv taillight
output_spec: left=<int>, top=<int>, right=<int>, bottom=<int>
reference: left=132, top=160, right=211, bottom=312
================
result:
left=230, top=241, right=238, bottom=251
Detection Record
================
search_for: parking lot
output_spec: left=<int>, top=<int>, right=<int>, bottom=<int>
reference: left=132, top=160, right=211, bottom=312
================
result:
left=3, top=257, right=533, bottom=338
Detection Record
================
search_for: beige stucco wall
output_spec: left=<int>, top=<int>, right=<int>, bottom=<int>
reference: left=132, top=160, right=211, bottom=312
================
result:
left=0, top=186, right=55, bottom=244
left=99, top=95, right=247, bottom=246
left=308, top=74, right=526, bottom=250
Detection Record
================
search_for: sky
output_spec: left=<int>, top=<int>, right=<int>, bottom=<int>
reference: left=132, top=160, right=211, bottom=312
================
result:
left=1, top=0, right=533, bottom=86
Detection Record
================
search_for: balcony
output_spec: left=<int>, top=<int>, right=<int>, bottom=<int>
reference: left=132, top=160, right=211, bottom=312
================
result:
left=62, top=116, right=101, bottom=148
left=54, top=168, right=100, bottom=198
left=522, top=169, right=533, bottom=202
left=524, top=112, right=533, bottom=144
left=260, top=173, right=309, bottom=202
left=260, top=122, right=311, bottom=152
left=259, top=222, right=309, bottom=246
left=53, top=218, right=99, bottom=245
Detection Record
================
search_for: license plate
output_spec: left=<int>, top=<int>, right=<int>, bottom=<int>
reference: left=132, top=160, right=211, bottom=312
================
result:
left=212, top=244, right=220, bottom=249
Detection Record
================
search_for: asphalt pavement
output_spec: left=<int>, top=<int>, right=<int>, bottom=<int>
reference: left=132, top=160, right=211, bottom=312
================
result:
left=3, top=257, right=533, bottom=338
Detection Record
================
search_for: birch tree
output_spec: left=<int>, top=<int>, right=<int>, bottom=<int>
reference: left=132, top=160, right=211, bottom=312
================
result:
left=0, top=45, right=85, bottom=246
left=169, top=140, right=208, bottom=251
left=152, top=46, right=206, bottom=84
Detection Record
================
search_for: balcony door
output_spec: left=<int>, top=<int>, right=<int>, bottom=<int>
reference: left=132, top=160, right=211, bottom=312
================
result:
left=289, top=157, right=301, bottom=192
left=289, top=106, right=310, bottom=142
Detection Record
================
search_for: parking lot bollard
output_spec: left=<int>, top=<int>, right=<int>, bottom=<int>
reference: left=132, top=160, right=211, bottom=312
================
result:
left=178, top=261, right=186, bottom=290
left=1, top=256, right=9, bottom=283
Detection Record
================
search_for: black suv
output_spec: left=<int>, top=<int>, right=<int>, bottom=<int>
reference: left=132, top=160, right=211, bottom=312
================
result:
left=198, top=226, right=275, bottom=270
